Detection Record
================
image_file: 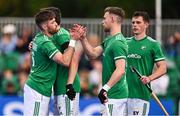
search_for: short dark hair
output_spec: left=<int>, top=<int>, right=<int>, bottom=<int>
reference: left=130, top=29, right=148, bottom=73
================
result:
left=133, top=11, right=150, bottom=23
left=104, top=7, right=125, bottom=22
left=35, top=10, right=56, bottom=30
left=40, top=7, right=61, bottom=25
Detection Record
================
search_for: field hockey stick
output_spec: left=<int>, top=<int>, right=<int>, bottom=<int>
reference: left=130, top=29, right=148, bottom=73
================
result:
left=130, top=66, right=169, bottom=116
left=104, top=102, right=110, bottom=116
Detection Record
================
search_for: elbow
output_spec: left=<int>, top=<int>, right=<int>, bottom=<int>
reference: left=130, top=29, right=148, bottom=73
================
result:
left=162, top=61, right=167, bottom=74
left=63, top=60, right=71, bottom=67
left=121, top=70, right=125, bottom=76
left=163, top=64, right=167, bottom=74
left=63, top=63, right=70, bottom=67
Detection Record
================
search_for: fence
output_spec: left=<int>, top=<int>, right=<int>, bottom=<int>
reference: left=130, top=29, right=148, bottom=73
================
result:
left=0, top=17, right=180, bottom=44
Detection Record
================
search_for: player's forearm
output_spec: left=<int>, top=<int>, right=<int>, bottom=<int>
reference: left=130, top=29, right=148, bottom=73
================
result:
left=62, top=46, right=75, bottom=67
left=106, top=68, right=125, bottom=88
left=81, top=38, right=98, bottom=59
left=149, top=61, right=167, bottom=81
left=67, top=53, right=79, bottom=84
left=53, top=51, right=72, bottom=67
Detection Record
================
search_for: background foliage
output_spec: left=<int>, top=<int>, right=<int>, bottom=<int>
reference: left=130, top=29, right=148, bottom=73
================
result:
left=0, top=0, right=179, bottom=18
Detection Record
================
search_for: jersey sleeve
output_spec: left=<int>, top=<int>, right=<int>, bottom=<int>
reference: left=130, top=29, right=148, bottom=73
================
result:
left=111, top=41, right=127, bottom=60
left=61, top=42, right=69, bottom=52
left=153, top=42, right=165, bottom=62
left=41, top=41, right=59, bottom=59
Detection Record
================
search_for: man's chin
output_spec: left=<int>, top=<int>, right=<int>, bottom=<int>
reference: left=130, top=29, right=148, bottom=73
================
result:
left=50, top=31, right=58, bottom=34
left=134, top=33, right=139, bottom=35
left=104, top=28, right=110, bottom=33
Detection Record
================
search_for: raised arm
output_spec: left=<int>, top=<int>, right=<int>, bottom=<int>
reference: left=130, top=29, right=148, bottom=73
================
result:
left=53, top=26, right=84, bottom=66
left=81, top=37, right=103, bottom=60
left=71, top=24, right=103, bottom=60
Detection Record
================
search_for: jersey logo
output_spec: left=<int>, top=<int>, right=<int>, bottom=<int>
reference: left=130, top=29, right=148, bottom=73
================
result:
left=141, top=46, right=146, bottom=50
left=127, top=54, right=141, bottom=59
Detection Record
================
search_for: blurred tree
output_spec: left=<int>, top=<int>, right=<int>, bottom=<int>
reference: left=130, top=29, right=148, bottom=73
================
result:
left=0, top=0, right=179, bottom=18
left=27, top=0, right=53, bottom=16
left=162, top=0, right=180, bottom=18
left=51, top=0, right=155, bottom=18
left=0, top=0, right=53, bottom=17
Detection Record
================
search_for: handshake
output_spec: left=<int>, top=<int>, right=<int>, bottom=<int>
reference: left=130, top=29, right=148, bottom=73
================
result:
left=69, top=24, right=87, bottom=41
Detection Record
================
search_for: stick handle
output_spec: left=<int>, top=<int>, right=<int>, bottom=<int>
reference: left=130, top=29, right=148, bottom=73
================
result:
left=151, top=92, right=169, bottom=116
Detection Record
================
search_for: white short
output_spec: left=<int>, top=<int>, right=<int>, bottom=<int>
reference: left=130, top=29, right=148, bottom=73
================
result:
left=53, top=93, right=80, bottom=116
left=100, top=98, right=127, bottom=116
left=24, top=84, right=50, bottom=116
left=127, top=98, right=150, bottom=116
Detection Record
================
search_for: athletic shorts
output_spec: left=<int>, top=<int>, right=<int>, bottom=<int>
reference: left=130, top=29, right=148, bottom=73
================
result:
left=53, top=93, right=80, bottom=116
left=127, top=98, right=150, bottom=115
left=24, top=84, right=50, bottom=116
left=100, top=98, right=127, bottom=116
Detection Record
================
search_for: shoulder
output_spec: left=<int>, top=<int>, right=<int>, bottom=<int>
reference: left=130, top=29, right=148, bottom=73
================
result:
left=114, top=33, right=125, bottom=41
left=113, top=34, right=127, bottom=45
left=34, top=32, right=51, bottom=44
left=57, top=28, right=70, bottom=36
left=146, top=36, right=158, bottom=43
left=126, top=36, right=134, bottom=43
left=33, top=33, right=53, bottom=52
left=55, top=28, right=70, bottom=41
left=146, top=36, right=160, bottom=46
left=126, top=36, right=133, bottom=40
left=111, top=39, right=128, bottom=50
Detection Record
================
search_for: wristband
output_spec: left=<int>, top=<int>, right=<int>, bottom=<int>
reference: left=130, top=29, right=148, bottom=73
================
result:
left=69, top=39, right=76, bottom=47
left=102, top=84, right=111, bottom=92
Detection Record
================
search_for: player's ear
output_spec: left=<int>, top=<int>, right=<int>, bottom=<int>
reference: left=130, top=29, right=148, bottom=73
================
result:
left=41, top=23, right=47, bottom=30
left=145, top=22, right=149, bottom=28
left=111, top=16, right=115, bottom=23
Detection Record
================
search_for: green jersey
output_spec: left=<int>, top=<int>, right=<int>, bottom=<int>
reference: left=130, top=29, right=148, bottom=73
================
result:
left=101, top=33, right=128, bottom=99
left=26, top=32, right=59, bottom=97
left=52, top=28, right=81, bottom=95
left=126, top=36, right=165, bottom=101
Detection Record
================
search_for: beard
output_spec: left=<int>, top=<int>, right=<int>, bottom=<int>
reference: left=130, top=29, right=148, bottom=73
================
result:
left=49, top=28, right=58, bottom=35
left=104, top=27, right=110, bottom=32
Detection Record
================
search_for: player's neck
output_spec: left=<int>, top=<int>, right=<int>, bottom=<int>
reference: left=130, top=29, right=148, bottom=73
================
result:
left=110, top=24, right=121, bottom=36
left=134, top=32, right=146, bottom=40
left=57, top=25, right=60, bottom=30
left=42, top=31, right=53, bottom=38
